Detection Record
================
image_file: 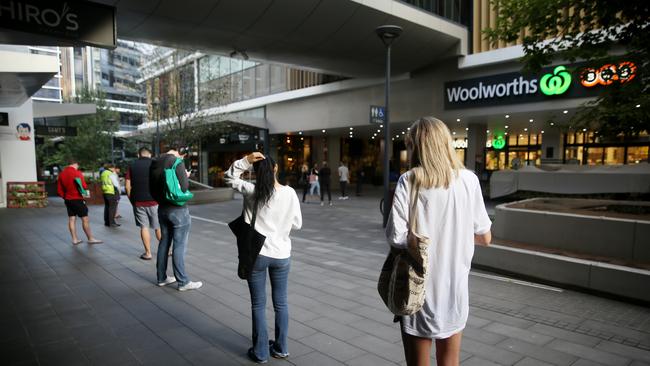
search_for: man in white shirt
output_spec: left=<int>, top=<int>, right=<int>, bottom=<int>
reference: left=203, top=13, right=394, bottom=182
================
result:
left=338, top=161, right=349, bottom=199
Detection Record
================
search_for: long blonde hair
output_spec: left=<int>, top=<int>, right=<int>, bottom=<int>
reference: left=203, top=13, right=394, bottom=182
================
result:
left=406, top=117, right=464, bottom=189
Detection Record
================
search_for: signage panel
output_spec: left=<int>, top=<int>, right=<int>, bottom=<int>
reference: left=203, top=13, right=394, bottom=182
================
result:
left=369, top=105, right=386, bottom=124
left=0, top=112, right=8, bottom=126
left=35, top=125, right=77, bottom=136
left=0, top=0, right=116, bottom=49
left=444, top=64, right=602, bottom=110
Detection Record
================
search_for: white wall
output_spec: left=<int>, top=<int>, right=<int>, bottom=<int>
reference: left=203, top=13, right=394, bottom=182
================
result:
left=0, top=100, right=37, bottom=207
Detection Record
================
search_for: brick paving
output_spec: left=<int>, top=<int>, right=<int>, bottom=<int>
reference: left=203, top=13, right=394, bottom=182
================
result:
left=1, top=191, right=650, bottom=365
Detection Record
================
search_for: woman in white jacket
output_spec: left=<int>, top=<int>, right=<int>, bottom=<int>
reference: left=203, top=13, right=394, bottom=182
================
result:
left=225, top=152, right=302, bottom=363
left=386, top=117, right=492, bottom=366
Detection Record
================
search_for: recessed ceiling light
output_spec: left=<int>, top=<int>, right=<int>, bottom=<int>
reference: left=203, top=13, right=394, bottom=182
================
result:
left=392, top=138, right=394, bottom=141
left=541, top=131, right=544, bottom=134
left=372, top=137, right=375, bottom=139
left=505, top=132, right=508, bottom=135
left=350, top=127, right=353, bottom=130
left=401, top=131, right=405, bottom=134
left=582, top=128, right=587, bottom=132
left=465, top=127, right=469, bottom=131
left=529, top=119, right=534, bottom=122
left=505, top=125, right=509, bottom=129
left=377, top=129, right=380, bottom=132
left=452, top=132, right=456, bottom=135
left=380, top=125, right=383, bottom=128
left=563, top=110, right=568, bottom=114
left=456, top=118, right=461, bottom=122
left=299, top=131, right=303, bottom=135
left=550, top=122, right=555, bottom=126
left=524, top=128, right=528, bottom=131
left=322, top=129, right=326, bottom=133
left=636, top=104, right=641, bottom=108
left=486, top=130, right=490, bottom=133
left=505, top=114, right=510, bottom=118
left=300, top=137, right=304, bottom=140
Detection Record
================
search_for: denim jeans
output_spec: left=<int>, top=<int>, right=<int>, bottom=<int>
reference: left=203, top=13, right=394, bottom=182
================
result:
left=309, top=181, right=320, bottom=196
left=157, top=206, right=191, bottom=286
left=247, top=255, right=290, bottom=360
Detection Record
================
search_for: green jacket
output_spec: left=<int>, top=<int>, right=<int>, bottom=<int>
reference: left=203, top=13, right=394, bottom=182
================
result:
left=100, top=170, right=116, bottom=195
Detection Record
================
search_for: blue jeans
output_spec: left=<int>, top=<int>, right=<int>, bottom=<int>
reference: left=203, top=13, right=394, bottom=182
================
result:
left=247, top=255, right=290, bottom=360
left=309, top=181, right=320, bottom=196
left=157, top=206, right=191, bottom=286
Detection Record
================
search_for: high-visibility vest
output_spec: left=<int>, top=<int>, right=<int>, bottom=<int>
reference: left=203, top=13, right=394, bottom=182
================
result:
left=101, top=170, right=115, bottom=195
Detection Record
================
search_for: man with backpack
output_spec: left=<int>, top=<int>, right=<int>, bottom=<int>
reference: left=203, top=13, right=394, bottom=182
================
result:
left=149, top=146, right=202, bottom=291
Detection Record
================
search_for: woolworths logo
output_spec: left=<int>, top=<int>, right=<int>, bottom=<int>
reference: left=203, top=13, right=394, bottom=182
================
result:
left=446, top=67, right=572, bottom=104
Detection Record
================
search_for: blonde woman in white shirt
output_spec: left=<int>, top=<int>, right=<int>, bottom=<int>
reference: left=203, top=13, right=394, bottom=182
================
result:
left=386, top=117, right=492, bottom=366
left=225, top=152, right=302, bottom=364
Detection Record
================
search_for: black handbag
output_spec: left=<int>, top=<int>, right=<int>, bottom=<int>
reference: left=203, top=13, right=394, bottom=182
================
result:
left=228, top=201, right=266, bottom=280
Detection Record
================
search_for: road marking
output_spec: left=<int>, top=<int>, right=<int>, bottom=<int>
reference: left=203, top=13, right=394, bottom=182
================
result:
left=470, top=271, right=564, bottom=292
left=191, top=215, right=563, bottom=292
left=191, top=215, right=228, bottom=226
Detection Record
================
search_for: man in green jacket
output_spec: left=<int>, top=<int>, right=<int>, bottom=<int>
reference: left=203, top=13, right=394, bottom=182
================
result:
left=101, top=164, right=120, bottom=227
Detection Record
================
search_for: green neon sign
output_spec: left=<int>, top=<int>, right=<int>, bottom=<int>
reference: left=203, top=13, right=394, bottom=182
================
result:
left=540, top=66, right=572, bottom=96
left=492, top=135, right=506, bottom=150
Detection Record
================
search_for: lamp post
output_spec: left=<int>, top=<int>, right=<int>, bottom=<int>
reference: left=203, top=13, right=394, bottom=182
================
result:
left=376, top=25, right=402, bottom=228
left=107, top=118, right=116, bottom=165
left=152, top=97, right=160, bottom=155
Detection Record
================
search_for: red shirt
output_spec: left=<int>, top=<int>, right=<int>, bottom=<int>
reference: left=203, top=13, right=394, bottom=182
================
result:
left=57, top=166, right=87, bottom=200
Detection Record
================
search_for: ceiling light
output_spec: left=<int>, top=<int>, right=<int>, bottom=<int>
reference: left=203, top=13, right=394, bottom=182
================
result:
left=524, top=128, right=528, bottom=131
left=582, top=128, right=587, bottom=132
left=456, top=118, right=461, bottom=122
left=299, top=131, right=303, bottom=135
left=350, top=127, right=353, bottom=130
left=529, top=119, right=534, bottom=122
left=322, top=129, right=326, bottom=133
left=505, top=132, right=508, bottom=135
left=372, top=137, right=375, bottom=139
left=377, top=129, right=381, bottom=132
left=505, top=125, right=509, bottom=129
left=563, top=110, right=568, bottom=114
left=401, top=131, right=405, bottom=135
left=541, top=131, right=544, bottom=134
left=380, top=125, right=383, bottom=128
left=465, top=127, right=469, bottom=131
left=486, top=130, right=490, bottom=133
left=452, top=132, right=456, bottom=135
left=636, top=104, right=641, bottom=108
left=392, top=138, right=394, bottom=141
left=505, top=114, right=510, bottom=118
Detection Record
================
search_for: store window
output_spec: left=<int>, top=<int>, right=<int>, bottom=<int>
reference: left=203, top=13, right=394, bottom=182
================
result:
left=586, top=147, right=604, bottom=165
left=627, top=146, right=649, bottom=164
left=604, top=147, right=625, bottom=165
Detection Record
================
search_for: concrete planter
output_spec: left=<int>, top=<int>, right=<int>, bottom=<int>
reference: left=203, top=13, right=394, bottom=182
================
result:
left=188, top=188, right=234, bottom=205
left=493, top=198, right=650, bottom=263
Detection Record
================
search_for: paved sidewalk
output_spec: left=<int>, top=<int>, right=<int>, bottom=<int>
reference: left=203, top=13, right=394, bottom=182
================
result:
left=1, top=193, right=650, bottom=366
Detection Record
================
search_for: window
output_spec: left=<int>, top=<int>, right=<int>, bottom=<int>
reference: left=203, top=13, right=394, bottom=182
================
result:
left=255, top=64, right=270, bottom=97
left=586, top=147, right=604, bottom=165
left=627, top=146, right=649, bottom=164
left=604, top=147, right=625, bottom=165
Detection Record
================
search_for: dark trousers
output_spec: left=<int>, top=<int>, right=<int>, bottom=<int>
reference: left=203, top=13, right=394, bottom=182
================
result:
left=103, top=194, right=118, bottom=225
left=340, top=181, right=348, bottom=197
left=320, top=183, right=331, bottom=202
left=302, top=183, right=309, bottom=202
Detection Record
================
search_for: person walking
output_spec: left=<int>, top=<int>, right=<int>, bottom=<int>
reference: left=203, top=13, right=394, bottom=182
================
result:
left=149, top=147, right=202, bottom=291
left=308, top=164, right=320, bottom=199
left=338, top=161, right=349, bottom=199
left=319, top=161, right=332, bottom=206
left=300, top=164, right=309, bottom=203
left=385, top=117, right=491, bottom=366
left=225, top=152, right=302, bottom=364
left=100, top=164, right=120, bottom=227
left=56, top=160, right=102, bottom=245
left=126, top=147, right=161, bottom=260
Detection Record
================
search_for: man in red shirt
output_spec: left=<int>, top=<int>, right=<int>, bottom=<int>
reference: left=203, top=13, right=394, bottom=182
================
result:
left=57, top=160, right=103, bottom=245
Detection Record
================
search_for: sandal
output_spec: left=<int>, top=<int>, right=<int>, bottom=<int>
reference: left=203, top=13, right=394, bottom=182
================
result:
left=72, top=240, right=83, bottom=245
left=140, top=253, right=152, bottom=260
left=87, top=239, right=103, bottom=244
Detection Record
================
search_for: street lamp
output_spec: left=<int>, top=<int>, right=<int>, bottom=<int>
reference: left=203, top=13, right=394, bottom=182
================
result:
left=152, top=97, right=160, bottom=155
left=376, top=25, right=402, bottom=228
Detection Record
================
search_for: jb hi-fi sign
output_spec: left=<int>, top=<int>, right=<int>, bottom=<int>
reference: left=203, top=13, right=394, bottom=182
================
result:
left=444, top=61, right=637, bottom=110
left=0, top=0, right=116, bottom=48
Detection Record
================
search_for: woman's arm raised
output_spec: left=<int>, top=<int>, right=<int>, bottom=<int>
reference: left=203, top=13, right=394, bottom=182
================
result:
left=224, top=153, right=265, bottom=195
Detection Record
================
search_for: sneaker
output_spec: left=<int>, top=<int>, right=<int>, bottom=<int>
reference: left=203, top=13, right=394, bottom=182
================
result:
left=247, top=348, right=268, bottom=364
left=178, top=281, right=203, bottom=291
left=320, top=202, right=324, bottom=206
left=157, top=276, right=176, bottom=287
left=329, top=201, right=333, bottom=206
left=269, top=340, right=289, bottom=359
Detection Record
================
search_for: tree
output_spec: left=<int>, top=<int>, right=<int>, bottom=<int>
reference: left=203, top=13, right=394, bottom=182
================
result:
left=484, top=0, right=650, bottom=138
left=37, top=88, right=119, bottom=172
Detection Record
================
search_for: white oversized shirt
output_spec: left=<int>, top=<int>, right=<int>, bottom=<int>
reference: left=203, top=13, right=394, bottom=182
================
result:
left=386, top=169, right=491, bottom=338
left=338, top=166, right=349, bottom=182
left=225, top=158, right=302, bottom=259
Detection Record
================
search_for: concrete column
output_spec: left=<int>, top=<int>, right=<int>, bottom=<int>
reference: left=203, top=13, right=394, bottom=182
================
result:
left=541, top=129, right=563, bottom=164
left=200, top=148, right=209, bottom=185
left=466, top=123, right=487, bottom=176
left=327, top=136, right=340, bottom=174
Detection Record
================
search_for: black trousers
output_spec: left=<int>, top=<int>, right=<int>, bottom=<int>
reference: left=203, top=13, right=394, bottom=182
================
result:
left=302, top=183, right=309, bottom=202
left=103, top=194, right=118, bottom=225
left=339, top=181, right=348, bottom=197
left=320, top=183, right=331, bottom=202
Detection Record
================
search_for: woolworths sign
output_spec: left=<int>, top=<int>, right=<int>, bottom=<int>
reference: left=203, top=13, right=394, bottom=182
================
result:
left=444, top=65, right=599, bottom=110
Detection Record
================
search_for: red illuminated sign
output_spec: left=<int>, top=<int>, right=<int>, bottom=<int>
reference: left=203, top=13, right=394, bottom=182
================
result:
left=580, top=61, right=637, bottom=87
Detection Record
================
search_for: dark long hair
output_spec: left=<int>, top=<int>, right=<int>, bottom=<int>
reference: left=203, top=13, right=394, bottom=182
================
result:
left=252, top=156, right=276, bottom=211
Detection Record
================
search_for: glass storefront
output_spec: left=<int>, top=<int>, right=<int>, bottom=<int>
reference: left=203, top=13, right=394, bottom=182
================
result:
left=563, top=131, right=650, bottom=165
left=486, top=133, right=542, bottom=170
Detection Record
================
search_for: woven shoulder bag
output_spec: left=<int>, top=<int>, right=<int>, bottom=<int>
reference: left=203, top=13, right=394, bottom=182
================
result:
left=378, top=173, right=430, bottom=316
